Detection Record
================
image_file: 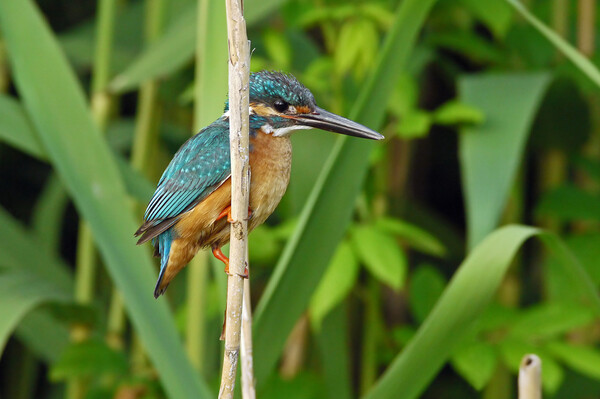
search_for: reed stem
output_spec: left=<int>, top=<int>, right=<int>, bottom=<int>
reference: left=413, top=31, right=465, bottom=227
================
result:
left=219, top=0, right=250, bottom=394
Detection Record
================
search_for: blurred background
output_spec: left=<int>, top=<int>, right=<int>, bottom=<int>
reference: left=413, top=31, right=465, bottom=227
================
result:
left=1, top=0, right=600, bottom=398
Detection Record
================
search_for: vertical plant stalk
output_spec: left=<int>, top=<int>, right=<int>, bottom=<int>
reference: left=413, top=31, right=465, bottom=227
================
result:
left=126, top=0, right=166, bottom=371
left=69, top=0, right=118, bottom=398
left=241, top=277, right=256, bottom=399
left=186, top=0, right=213, bottom=374
left=577, top=0, right=596, bottom=57
left=219, top=0, right=250, bottom=395
left=518, top=354, right=542, bottom=399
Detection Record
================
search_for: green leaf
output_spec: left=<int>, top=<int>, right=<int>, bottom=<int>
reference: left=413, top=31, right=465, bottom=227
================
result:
left=248, top=225, right=282, bottom=265
left=309, top=241, right=359, bottom=329
left=460, top=0, right=512, bottom=38
left=316, top=305, right=353, bottom=399
left=396, top=109, right=431, bottom=138
left=32, top=174, right=69, bottom=254
left=408, top=264, right=446, bottom=323
left=363, top=225, right=600, bottom=399
left=0, top=94, right=154, bottom=202
left=110, top=0, right=289, bottom=93
left=50, top=339, right=128, bottom=381
left=375, top=217, right=446, bottom=257
left=0, top=94, right=45, bottom=158
left=0, top=207, right=72, bottom=361
left=508, top=302, right=595, bottom=340
left=536, top=185, right=600, bottom=222
left=0, top=268, right=70, bottom=355
left=388, top=73, right=419, bottom=116
left=433, top=100, right=485, bottom=126
left=335, top=20, right=366, bottom=76
left=450, top=339, right=497, bottom=390
left=263, top=28, right=292, bottom=70
left=0, top=1, right=211, bottom=397
left=530, top=79, right=590, bottom=153
left=547, top=341, right=600, bottom=380
left=352, top=225, right=406, bottom=290
left=499, top=337, right=564, bottom=393
left=253, top=0, right=439, bottom=385
left=505, top=0, right=600, bottom=88
left=459, top=72, right=550, bottom=249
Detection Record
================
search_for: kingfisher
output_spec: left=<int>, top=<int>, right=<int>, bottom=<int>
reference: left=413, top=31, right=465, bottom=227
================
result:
left=135, top=71, right=383, bottom=298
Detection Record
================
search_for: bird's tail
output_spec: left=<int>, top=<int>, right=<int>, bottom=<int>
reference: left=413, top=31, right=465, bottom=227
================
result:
left=153, top=230, right=173, bottom=298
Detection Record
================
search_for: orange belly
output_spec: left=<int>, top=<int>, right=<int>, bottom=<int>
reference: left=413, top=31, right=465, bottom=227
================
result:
left=157, top=129, right=292, bottom=291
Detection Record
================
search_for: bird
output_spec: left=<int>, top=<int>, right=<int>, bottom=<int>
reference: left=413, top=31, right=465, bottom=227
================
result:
left=135, top=71, right=383, bottom=298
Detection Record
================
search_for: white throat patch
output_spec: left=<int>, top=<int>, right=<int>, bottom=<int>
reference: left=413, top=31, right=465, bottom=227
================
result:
left=261, top=124, right=312, bottom=137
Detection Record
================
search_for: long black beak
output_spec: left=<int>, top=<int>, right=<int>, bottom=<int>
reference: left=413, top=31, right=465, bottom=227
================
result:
left=294, top=107, right=384, bottom=140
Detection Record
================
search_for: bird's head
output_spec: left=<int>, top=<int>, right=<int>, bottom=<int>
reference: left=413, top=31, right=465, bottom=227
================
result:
left=225, top=71, right=383, bottom=140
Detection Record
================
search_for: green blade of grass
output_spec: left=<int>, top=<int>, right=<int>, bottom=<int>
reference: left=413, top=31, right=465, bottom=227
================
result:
left=0, top=95, right=45, bottom=159
left=363, top=225, right=600, bottom=399
left=505, top=0, right=600, bottom=87
left=459, top=73, right=550, bottom=248
left=253, top=0, right=439, bottom=385
left=0, top=206, right=72, bottom=361
left=0, top=1, right=211, bottom=397
left=0, top=94, right=154, bottom=202
left=109, top=0, right=288, bottom=93
left=0, top=268, right=70, bottom=355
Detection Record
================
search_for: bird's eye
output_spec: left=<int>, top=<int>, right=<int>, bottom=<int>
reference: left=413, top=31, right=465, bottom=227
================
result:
left=273, top=99, right=289, bottom=113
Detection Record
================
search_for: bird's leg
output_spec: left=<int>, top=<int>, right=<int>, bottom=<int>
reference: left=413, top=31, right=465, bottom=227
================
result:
left=211, top=245, right=248, bottom=278
left=216, top=205, right=253, bottom=223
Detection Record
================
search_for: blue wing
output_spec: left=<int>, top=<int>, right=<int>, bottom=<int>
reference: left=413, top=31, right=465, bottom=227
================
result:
left=135, top=118, right=231, bottom=243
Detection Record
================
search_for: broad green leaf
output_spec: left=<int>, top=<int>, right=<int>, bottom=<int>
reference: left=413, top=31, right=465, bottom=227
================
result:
left=309, top=241, right=360, bottom=329
left=253, top=0, right=439, bottom=385
left=363, top=225, right=600, bottom=399
left=408, top=264, right=446, bottom=323
left=536, top=185, right=600, bottom=222
left=499, top=337, right=563, bottom=393
left=505, top=0, right=600, bottom=88
left=110, top=0, right=289, bottom=93
left=375, top=217, right=446, bottom=257
left=352, top=226, right=406, bottom=290
left=508, top=303, right=595, bottom=340
left=433, top=100, right=485, bottom=126
left=0, top=1, right=211, bottom=397
left=0, top=268, right=70, bottom=355
left=547, top=341, right=600, bottom=380
left=50, top=339, right=128, bottom=381
left=459, top=73, right=550, bottom=248
left=450, top=339, right=497, bottom=390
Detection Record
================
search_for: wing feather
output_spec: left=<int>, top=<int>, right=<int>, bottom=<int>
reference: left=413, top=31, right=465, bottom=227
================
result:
left=135, top=119, right=231, bottom=243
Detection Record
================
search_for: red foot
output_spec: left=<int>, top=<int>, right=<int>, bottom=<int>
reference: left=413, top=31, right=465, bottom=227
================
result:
left=212, top=246, right=248, bottom=278
left=216, top=206, right=253, bottom=223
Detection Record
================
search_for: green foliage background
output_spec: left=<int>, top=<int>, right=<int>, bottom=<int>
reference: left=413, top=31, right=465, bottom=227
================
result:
left=1, top=0, right=600, bottom=398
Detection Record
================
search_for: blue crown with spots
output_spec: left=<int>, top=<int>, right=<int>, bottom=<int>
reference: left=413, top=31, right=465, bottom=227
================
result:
left=224, top=71, right=316, bottom=111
